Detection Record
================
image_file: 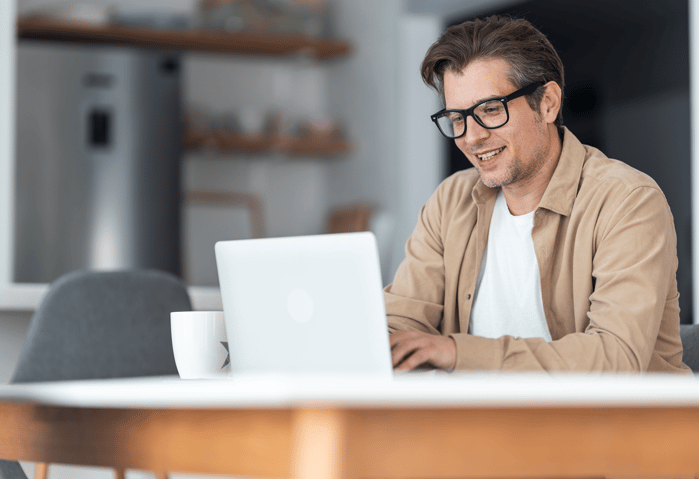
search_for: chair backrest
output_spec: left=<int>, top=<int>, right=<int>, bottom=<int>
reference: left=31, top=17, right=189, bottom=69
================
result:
left=11, top=269, right=192, bottom=383
left=680, top=324, right=699, bottom=372
left=326, top=203, right=373, bottom=234
left=0, top=460, right=28, bottom=479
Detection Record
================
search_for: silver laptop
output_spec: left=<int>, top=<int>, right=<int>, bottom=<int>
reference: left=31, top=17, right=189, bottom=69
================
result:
left=214, top=232, right=393, bottom=377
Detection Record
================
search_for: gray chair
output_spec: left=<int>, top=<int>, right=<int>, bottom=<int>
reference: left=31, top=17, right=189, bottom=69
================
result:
left=0, top=463, right=27, bottom=479
left=680, top=323, right=699, bottom=372
left=0, top=269, right=192, bottom=479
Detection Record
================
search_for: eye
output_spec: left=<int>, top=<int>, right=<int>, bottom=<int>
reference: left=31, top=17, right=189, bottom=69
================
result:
left=447, top=112, right=464, bottom=124
left=479, top=101, right=504, bottom=116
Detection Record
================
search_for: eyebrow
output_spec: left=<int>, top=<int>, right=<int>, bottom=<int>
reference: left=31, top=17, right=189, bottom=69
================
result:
left=445, top=93, right=502, bottom=111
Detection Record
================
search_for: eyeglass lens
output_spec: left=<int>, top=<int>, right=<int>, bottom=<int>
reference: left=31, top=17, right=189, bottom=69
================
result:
left=436, top=100, right=508, bottom=138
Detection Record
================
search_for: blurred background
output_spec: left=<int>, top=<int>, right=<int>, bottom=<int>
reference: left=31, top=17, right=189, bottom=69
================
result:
left=11, top=0, right=691, bottom=291
left=3, top=0, right=694, bottom=334
left=0, top=0, right=694, bottom=476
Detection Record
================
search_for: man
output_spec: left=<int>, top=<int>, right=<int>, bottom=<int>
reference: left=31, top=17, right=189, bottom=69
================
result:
left=386, top=15, right=691, bottom=373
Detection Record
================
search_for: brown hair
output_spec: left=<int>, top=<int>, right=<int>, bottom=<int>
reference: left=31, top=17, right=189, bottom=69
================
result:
left=421, top=15, right=565, bottom=126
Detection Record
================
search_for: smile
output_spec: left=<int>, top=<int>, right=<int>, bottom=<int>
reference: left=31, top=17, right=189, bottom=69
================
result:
left=477, top=146, right=505, bottom=162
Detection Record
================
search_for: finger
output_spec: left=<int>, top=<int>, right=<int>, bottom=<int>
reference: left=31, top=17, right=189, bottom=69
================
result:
left=392, top=340, right=433, bottom=370
left=389, top=330, right=418, bottom=348
left=391, top=337, right=423, bottom=368
left=391, top=343, right=415, bottom=368
left=397, top=345, right=437, bottom=371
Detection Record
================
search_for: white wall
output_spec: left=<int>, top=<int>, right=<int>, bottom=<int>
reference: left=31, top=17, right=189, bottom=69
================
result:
left=0, top=0, right=26, bottom=386
left=326, top=0, right=403, bottom=283
left=0, top=0, right=18, bottom=302
left=392, top=13, right=444, bottom=276
left=325, top=2, right=445, bottom=282
left=325, top=0, right=401, bottom=211
left=182, top=53, right=332, bottom=284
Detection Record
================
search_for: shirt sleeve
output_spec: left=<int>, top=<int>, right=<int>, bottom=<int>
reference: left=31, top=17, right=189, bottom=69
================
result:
left=450, top=185, right=682, bottom=372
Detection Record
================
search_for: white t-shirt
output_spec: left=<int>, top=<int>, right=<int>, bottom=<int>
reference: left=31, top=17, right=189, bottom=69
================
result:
left=469, top=190, right=552, bottom=341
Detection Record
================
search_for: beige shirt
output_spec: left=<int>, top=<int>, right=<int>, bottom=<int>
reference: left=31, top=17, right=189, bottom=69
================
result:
left=385, top=128, right=691, bottom=373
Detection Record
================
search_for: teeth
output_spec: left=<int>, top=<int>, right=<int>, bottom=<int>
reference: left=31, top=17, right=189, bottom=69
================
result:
left=477, top=147, right=505, bottom=161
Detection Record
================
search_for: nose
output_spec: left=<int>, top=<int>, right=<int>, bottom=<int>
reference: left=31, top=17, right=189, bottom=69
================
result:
left=460, top=115, right=490, bottom=147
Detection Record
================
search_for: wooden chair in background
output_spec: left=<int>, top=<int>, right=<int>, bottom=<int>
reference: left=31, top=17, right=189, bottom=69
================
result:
left=326, top=203, right=373, bottom=234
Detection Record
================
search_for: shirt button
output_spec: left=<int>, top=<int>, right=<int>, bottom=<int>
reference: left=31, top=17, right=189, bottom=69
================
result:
left=467, top=294, right=472, bottom=300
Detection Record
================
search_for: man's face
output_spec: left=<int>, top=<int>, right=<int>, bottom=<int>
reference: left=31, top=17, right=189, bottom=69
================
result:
left=444, top=58, right=556, bottom=189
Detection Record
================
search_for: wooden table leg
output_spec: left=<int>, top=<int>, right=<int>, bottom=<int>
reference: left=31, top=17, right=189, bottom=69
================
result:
left=290, top=408, right=348, bottom=479
left=114, top=469, right=165, bottom=479
left=33, top=462, right=48, bottom=479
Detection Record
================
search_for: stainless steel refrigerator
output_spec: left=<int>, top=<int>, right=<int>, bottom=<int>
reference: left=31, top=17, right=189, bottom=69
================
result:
left=14, top=43, right=182, bottom=283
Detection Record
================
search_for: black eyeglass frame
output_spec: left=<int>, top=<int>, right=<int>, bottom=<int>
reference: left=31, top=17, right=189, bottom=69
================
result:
left=430, top=81, right=545, bottom=139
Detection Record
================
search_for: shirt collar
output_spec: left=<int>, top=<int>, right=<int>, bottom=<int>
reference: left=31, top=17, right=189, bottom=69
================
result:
left=537, top=126, right=585, bottom=217
left=472, top=126, right=585, bottom=217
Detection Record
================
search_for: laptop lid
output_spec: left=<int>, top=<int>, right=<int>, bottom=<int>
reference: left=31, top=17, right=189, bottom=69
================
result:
left=215, top=232, right=393, bottom=377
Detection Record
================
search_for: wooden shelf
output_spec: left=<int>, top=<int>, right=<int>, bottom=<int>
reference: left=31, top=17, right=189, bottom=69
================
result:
left=17, top=17, right=352, bottom=59
left=184, top=130, right=352, bottom=157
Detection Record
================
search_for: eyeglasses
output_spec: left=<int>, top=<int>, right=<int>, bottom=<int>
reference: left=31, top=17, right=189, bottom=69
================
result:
left=430, top=81, right=545, bottom=139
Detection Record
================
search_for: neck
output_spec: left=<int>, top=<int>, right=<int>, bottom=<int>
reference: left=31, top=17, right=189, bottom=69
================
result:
left=502, top=125, right=563, bottom=216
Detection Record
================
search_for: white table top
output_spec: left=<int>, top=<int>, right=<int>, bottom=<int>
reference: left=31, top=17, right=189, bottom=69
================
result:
left=0, top=372, right=698, bottom=409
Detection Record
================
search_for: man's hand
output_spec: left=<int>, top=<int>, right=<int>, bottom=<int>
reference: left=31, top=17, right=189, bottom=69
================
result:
left=390, top=330, right=457, bottom=372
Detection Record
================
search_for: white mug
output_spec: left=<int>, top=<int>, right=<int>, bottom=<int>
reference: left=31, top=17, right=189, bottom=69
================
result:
left=171, top=311, right=230, bottom=379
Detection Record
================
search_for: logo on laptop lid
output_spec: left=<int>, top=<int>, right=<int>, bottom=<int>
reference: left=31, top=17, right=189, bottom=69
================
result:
left=287, top=288, right=315, bottom=324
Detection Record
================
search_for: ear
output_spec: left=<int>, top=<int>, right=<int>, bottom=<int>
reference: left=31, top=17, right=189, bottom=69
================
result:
left=539, top=81, right=562, bottom=124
